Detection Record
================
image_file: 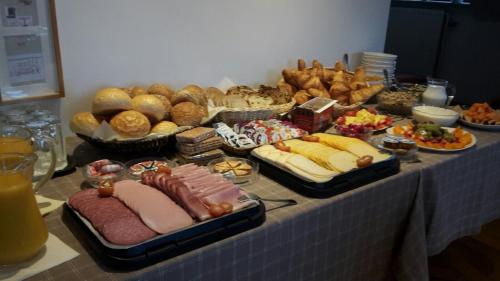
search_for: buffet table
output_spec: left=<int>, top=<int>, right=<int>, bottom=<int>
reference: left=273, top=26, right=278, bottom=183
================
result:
left=28, top=128, right=500, bottom=281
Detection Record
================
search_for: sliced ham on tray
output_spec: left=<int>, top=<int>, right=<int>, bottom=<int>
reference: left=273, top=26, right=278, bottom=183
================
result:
left=142, top=164, right=257, bottom=221
left=113, top=180, right=193, bottom=234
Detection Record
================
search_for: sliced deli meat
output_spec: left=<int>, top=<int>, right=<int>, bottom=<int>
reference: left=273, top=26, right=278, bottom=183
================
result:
left=113, top=180, right=193, bottom=234
left=68, top=189, right=156, bottom=245
left=142, top=164, right=257, bottom=221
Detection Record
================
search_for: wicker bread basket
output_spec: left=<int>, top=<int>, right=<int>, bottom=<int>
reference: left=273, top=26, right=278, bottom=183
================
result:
left=215, top=99, right=296, bottom=126
left=77, top=134, right=177, bottom=156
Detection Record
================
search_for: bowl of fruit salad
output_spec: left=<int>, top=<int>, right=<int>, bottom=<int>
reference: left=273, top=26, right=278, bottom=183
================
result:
left=335, top=108, right=393, bottom=132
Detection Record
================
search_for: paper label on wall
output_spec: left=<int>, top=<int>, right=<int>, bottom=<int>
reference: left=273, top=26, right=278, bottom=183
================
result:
left=4, top=35, right=46, bottom=85
left=7, top=53, right=45, bottom=84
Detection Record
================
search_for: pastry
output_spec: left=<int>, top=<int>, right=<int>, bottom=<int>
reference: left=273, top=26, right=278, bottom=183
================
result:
left=258, top=85, right=293, bottom=105
left=147, top=83, right=174, bottom=100
left=223, top=95, right=248, bottom=108
left=110, top=110, right=151, bottom=138
left=92, top=88, right=132, bottom=115
left=131, top=95, right=167, bottom=123
left=171, top=102, right=205, bottom=126
left=70, top=112, right=101, bottom=136
left=151, top=121, right=178, bottom=134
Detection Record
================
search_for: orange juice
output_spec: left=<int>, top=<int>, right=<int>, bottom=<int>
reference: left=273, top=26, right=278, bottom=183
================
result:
left=0, top=136, right=33, bottom=154
left=0, top=164, right=48, bottom=264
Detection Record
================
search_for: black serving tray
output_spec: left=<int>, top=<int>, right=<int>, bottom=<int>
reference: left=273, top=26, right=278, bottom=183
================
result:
left=64, top=199, right=265, bottom=269
left=248, top=154, right=400, bottom=198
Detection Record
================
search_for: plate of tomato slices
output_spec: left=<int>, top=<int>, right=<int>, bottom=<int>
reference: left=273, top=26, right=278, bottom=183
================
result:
left=386, top=123, right=476, bottom=152
left=335, top=108, right=393, bottom=132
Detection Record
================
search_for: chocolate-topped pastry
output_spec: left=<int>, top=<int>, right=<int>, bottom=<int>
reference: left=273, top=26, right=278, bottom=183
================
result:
left=399, top=138, right=416, bottom=150
left=382, top=135, right=416, bottom=151
left=382, top=136, right=399, bottom=149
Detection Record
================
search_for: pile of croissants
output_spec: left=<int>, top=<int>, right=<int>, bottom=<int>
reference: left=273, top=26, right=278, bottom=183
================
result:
left=279, top=59, right=384, bottom=106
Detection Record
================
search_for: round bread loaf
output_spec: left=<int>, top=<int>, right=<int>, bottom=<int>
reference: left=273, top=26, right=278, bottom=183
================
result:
left=182, top=84, right=203, bottom=94
left=130, top=86, right=147, bottom=98
left=92, top=88, right=132, bottom=115
left=70, top=112, right=101, bottom=136
left=147, top=83, right=174, bottom=100
left=205, top=87, right=225, bottom=107
left=152, top=94, right=172, bottom=118
left=171, top=88, right=207, bottom=106
left=151, top=121, right=178, bottom=134
left=110, top=110, right=151, bottom=138
left=131, top=95, right=166, bottom=123
left=171, top=102, right=205, bottom=126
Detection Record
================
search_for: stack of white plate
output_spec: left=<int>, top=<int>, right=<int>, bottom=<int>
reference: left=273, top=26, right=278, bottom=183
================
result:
left=361, top=52, right=397, bottom=81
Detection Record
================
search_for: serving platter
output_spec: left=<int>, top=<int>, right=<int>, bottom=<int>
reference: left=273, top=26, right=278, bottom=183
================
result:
left=64, top=198, right=265, bottom=268
left=458, top=118, right=500, bottom=131
left=386, top=127, right=477, bottom=152
left=248, top=153, right=399, bottom=198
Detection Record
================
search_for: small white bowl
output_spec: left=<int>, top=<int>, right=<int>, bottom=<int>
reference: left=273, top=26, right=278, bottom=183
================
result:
left=412, top=105, right=459, bottom=126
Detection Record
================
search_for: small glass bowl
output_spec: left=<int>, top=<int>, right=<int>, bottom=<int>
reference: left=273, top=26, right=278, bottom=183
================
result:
left=207, top=157, right=259, bottom=186
left=125, top=157, right=178, bottom=180
left=82, top=160, right=126, bottom=188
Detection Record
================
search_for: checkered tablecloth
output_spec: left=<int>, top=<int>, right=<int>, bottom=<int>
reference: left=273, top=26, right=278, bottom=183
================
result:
left=413, top=128, right=500, bottom=255
left=27, top=128, right=500, bottom=281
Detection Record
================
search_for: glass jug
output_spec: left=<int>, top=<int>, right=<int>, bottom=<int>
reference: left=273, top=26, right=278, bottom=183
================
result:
left=0, top=125, right=56, bottom=188
left=422, top=77, right=456, bottom=107
left=0, top=153, right=49, bottom=264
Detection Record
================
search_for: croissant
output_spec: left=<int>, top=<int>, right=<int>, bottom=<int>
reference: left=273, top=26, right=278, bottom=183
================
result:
left=334, top=61, right=346, bottom=72
left=294, top=90, right=311, bottom=105
left=350, top=84, right=384, bottom=104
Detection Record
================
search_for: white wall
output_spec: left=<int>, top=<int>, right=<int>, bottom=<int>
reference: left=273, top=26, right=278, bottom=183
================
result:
left=55, top=0, right=391, bottom=135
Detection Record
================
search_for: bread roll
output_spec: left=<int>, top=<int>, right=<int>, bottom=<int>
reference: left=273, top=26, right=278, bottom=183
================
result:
left=151, top=121, right=178, bottom=134
left=131, top=95, right=166, bottom=122
left=152, top=94, right=172, bottom=119
left=130, top=86, right=148, bottom=98
left=171, top=102, right=205, bottom=126
left=110, top=110, right=151, bottom=138
left=182, top=84, right=203, bottom=94
left=205, top=87, right=225, bottom=106
left=147, top=83, right=174, bottom=100
left=70, top=112, right=101, bottom=136
left=92, top=88, right=132, bottom=115
left=172, top=87, right=207, bottom=106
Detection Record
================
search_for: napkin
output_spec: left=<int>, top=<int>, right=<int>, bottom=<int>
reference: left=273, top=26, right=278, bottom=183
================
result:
left=216, top=77, right=237, bottom=93
left=0, top=233, right=79, bottom=281
left=36, top=195, right=65, bottom=216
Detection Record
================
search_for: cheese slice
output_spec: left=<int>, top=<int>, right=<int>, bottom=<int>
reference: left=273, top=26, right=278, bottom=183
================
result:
left=286, top=155, right=338, bottom=177
left=313, top=133, right=389, bottom=162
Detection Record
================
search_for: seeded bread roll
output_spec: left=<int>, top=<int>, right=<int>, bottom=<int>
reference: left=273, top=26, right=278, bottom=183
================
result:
left=171, top=102, right=205, bottom=126
left=147, top=83, right=174, bottom=100
left=131, top=95, right=166, bottom=123
left=110, top=110, right=151, bottom=138
left=70, top=112, right=101, bottom=137
left=92, top=88, right=132, bottom=115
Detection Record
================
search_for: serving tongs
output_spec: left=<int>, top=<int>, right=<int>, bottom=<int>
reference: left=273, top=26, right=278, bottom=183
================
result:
left=242, top=193, right=298, bottom=212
